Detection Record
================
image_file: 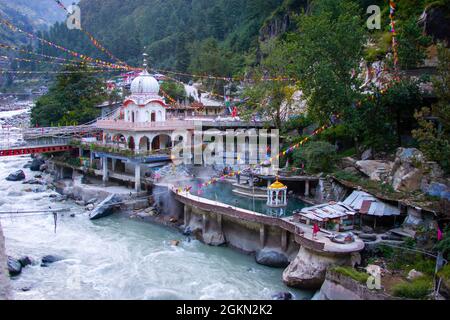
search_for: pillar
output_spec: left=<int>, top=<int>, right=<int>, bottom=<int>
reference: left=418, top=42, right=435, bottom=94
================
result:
left=90, top=151, right=94, bottom=164
left=102, top=157, right=108, bottom=185
left=112, top=159, right=117, bottom=172
left=78, top=147, right=83, bottom=158
left=217, top=214, right=223, bottom=233
left=281, top=230, right=288, bottom=251
left=259, top=225, right=266, bottom=248
left=304, top=180, right=310, bottom=197
left=184, top=206, right=191, bottom=227
left=202, top=213, right=207, bottom=232
left=134, top=163, right=141, bottom=192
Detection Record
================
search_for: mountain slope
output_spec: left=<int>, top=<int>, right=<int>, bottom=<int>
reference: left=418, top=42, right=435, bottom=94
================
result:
left=39, top=0, right=300, bottom=70
left=0, top=0, right=73, bottom=46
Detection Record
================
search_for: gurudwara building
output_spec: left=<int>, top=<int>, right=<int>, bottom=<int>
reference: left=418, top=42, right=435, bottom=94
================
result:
left=86, top=67, right=277, bottom=193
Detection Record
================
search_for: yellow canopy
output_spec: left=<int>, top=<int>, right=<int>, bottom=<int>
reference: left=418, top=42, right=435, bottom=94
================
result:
left=269, top=178, right=286, bottom=189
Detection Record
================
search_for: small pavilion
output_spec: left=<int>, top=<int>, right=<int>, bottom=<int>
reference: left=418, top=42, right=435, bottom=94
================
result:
left=267, top=178, right=288, bottom=207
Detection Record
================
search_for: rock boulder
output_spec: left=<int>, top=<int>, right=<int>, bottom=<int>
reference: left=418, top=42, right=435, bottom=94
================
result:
left=7, top=257, right=22, bottom=276
left=6, top=170, right=26, bottom=182
left=390, top=148, right=428, bottom=192
left=282, top=247, right=351, bottom=290
left=89, top=194, right=122, bottom=220
left=355, top=160, right=392, bottom=181
left=361, top=148, right=373, bottom=161
left=256, top=249, right=289, bottom=268
left=30, top=158, right=45, bottom=172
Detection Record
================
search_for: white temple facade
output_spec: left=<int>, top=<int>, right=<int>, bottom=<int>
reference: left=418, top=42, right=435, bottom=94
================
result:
left=97, top=69, right=194, bottom=154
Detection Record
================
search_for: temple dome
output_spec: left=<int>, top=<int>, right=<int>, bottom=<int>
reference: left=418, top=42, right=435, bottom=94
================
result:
left=269, top=178, right=286, bottom=190
left=130, top=69, right=160, bottom=95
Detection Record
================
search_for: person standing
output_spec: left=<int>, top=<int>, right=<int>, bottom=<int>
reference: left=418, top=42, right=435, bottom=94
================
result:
left=313, top=223, right=320, bottom=240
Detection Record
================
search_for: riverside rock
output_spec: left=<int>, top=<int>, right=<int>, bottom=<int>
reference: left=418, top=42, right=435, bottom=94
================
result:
left=41, top=255, right=63, bottom=267
left=255, top=249, right=289, bottom=268
left=282, top=247, right=351, bottom=290
left=30, top=159, right=45, bottom=172
left=18, top=256, right=33, bottom=267
left=271, top=292, right=293, bottom=300
left=6, top=170, right=26, bottom=181
left=89, top=194, right=122, bottom=220
left=7, top=257, right=22, bottom=276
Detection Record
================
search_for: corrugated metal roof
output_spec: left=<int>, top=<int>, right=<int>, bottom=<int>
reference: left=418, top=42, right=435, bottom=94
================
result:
left=343, top=191, right=400, bottom=216
left=360, top=200, right=373, bottom=214
left=368, top=201, right=400, bottom=216
left=300, top=202, right=356, bottom=221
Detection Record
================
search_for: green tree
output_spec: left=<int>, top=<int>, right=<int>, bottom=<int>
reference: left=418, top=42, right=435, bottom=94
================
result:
left=160, top=81, right=187, bottom=103
left=291, top=141, right=337, bottom=173
left=413, top=44, right=450, bottom=173
left=397, top=17, right=432, bottom=70
left=241, top=39, right=296, bottom=129
left=31, top=65, right=107, bottom=126
left=284, top=0, right=366, bottom=126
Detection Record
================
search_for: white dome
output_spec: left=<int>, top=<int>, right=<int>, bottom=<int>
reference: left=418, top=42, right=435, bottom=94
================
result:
left=130, top=70, right=160, bottom=95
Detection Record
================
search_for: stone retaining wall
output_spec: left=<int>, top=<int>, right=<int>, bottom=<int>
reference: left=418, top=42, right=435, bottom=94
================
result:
left=317, top=269, right=399, bottom=300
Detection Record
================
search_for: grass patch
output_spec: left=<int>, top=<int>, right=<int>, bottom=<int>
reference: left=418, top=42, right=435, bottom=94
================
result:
left=391, top=276, right=433, bottom=299
left=376, top=245, right=436, bottom=277
left=337, top=147, right=357, bottom=158
left=332, top=266, right=369, bottom=284
left=437, top=264, right=450, bottom=281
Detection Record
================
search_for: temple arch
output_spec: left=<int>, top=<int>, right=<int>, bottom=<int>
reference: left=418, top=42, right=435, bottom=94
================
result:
left=128, top=136, right=136, bottom=150
left=139, top=136, right=151, bottom=152
left=152, top=134, right=172, bottom=151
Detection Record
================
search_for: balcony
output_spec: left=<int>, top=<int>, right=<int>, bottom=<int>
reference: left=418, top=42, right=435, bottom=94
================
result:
left=96, top=119, right=195, bottom=132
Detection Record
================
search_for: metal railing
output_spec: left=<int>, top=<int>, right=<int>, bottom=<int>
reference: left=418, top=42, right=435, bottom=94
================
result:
left=96, top=119, right=196, bottom=131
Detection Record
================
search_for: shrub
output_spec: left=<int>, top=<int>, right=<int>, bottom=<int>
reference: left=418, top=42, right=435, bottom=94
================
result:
left=291, top=141, right=337, bottom=173
left=332, top=266, right=369, bottom=284
left=437, top=265, right=450, bottom=282
left=392, top=276, right=433, bottom=299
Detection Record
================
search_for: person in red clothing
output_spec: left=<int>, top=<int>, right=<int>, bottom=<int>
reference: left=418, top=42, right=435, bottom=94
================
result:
left=312, top=223, right=320, bottom=240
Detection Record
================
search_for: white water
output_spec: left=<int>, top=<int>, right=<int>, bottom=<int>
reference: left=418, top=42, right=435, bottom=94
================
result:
left=0, top=112, right=311, bottom=300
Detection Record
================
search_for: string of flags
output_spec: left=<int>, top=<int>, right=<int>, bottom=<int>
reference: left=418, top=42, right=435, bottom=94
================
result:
left=0, top=16, right=134, bottom=71
left=153, top=67, right=296, bottom=83
left=174, top=123, right=329, bottom=195
left=389, top=0, right=399, bottom=73
left=0, top=69, right=119, bottom=75
left=0, top=43, right=100, bottom=67
left=52, top=0, right=130, bottom=68
left=159, top=88, right=179, bottom=105
left=0, top=55, right=123, bottom=70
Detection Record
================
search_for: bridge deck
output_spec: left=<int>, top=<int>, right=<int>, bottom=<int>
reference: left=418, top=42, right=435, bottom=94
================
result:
left=0, top=144, right=73, bottom=157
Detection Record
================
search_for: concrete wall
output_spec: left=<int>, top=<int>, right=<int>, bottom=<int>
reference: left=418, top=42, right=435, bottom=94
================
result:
left=183, top=203, right=299, bottom=259
left=125, top=102, right=166, bottom=123
left=317, top=269, right=399, bottom=300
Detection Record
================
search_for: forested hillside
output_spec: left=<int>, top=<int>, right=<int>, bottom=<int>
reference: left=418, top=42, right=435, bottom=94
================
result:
left=0, top=0, right=73, bottom=46
left=38, top=0, right=308, bottom=73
